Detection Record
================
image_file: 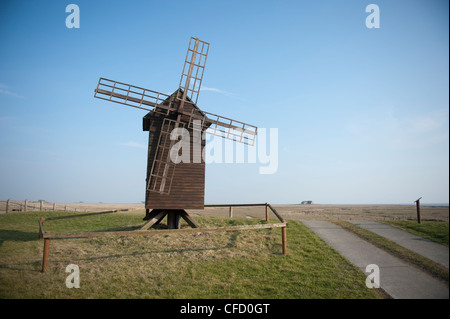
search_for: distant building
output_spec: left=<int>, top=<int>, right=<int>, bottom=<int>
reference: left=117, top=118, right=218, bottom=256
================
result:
left=301, top=201, right=314, bottom=205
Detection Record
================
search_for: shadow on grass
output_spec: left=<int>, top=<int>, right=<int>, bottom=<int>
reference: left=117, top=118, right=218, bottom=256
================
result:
left=0, top=229, right=41, bottom=272
left=0, top=229, right=37, bottom=245
left=0, top=261, right=41, bottom=273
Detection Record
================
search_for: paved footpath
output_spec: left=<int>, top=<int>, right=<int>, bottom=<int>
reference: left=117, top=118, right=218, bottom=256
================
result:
left=302, top=220, right=449, bottom=299
left=350, top=220, right=449, bottom=268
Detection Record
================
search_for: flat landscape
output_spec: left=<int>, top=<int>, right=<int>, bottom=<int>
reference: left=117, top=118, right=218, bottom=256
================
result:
left=0, top=202, right=448, bottom=299
left=191, top=203, right=449, bottom=222
left=3, top=201, right=446, bottom=221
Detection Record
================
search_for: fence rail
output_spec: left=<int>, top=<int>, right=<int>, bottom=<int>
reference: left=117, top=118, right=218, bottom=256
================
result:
left=204, top=203, right=285, bottom=223
left=38, top=202, right=287, bottom=272
left=0, top=199, right=90, bottom=213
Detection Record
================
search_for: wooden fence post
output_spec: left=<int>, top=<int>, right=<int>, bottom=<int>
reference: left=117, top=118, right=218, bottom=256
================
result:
left=281, top=226, right=287, bottom=255
left=24, top=200, right=28, bottom=212
left=41, top=232, right=50, bottom=272
left=6, top=199, right=10, bottom=213
left=53, top=203, right=56, bottom=211
left=39, top=200, right=43, bottom=211
left=228, top=206, right=233, bottom=218
left=415, top=197, right=422, bottom=224
left=265, top=203, right=269, bottom=222
left=39, top=217, right=44, bottom=240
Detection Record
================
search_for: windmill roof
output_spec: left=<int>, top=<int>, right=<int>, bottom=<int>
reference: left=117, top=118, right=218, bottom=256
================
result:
left=142, top=88, right=207, bottom=131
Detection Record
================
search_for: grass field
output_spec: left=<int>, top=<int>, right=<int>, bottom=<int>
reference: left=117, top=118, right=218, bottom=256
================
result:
left=383, top=220, right=449, bottom=247
left=0, top=211, right=381, bottom=299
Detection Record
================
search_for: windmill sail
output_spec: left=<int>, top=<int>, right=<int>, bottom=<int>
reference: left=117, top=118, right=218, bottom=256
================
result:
left=178, top=37, right=209, bottom=106
left=147, top=118, right=186, bottom=195
left=94, top=78, right=175, bottom=115
left=200, top=111, right=257, bottom=146
left=182, top=106, right=258, bottom=146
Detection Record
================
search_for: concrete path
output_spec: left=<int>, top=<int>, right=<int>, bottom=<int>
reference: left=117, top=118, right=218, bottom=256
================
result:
left=302, top=220, right=449, bottom=299
left=350, top=220, right=449, bottom=268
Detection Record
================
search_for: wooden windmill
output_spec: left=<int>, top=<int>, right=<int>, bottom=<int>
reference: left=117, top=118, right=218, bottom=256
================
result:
left=94, top=37, right=257, bottom=229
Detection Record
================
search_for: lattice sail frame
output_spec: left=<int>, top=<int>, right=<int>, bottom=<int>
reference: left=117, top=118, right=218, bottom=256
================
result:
left=147, top=119, right=186, bottom=195
left=187, top=110, right=257, bottom=146
left=94, top=78, right=173, bottom=115
left=178, top=38, right=209, bottom=105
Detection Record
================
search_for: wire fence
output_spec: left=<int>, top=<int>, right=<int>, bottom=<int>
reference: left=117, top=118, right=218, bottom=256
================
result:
left=0, top=199, right=89, bottom=213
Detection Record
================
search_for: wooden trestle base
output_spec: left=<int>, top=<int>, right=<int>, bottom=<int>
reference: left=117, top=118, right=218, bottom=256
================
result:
left=142, top=209, right=200, bottom=230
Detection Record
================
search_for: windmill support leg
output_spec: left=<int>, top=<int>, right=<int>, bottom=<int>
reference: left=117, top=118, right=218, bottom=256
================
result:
left=179, top=210, right=199, bottom=228
left=167, top=210, right=181, bottom=229
left=142, top=209, right=199, bottom=230
left=141, top=210, right=167, bottom=230
left=143, top=209, right=162, bottom=221
left=143, top=209, right=151, bottom=220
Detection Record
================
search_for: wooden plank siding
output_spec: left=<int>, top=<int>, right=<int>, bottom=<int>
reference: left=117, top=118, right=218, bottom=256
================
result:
left=143, top=90, right=208, bottom=210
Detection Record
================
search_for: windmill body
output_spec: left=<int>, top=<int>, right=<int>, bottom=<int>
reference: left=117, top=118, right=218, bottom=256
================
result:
left=94, top=37, right=257, bottom=229
left=143, top=89, right=209, bottom=210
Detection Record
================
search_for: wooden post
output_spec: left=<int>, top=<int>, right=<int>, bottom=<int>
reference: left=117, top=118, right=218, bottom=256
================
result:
left=281, top=226, right=287, bottom=255
left=415, top=197, right=422, bottom=224
left=39, top=200, right=43, bottom=211
left=265, top=203, right=269, bottom=222
left=42, top=232, right=50, bottom=272
left=39, top=217, right=44, bottom=240
left=229, top=206, right=233, bottom=218
left=6, top=199, right=10, bottom=213
left=24, top=200, right=28, bottom=212
left=53, top=203, right=56, bottom=211
left=65, top=205, right=67, bottom=212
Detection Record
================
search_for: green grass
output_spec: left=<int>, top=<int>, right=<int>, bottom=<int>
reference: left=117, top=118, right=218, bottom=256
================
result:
left=333, top=220, right=449, bottom=284
left=382, top=220, right=449, bottom=247
left=0, top=211, right=381, bottom=299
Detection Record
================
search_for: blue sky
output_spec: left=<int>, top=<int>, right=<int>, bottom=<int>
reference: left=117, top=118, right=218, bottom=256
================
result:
left=0, top=0, right=448, bottom=204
